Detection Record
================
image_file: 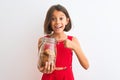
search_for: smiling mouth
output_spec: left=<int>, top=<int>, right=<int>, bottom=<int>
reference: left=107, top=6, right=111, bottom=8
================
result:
left=55, top=25, right=62, bottom=29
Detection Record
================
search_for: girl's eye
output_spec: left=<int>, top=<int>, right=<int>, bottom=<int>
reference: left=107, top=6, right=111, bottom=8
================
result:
left=51, top=17, right=64, bottom=21
left=51, top=17, right=56, bottom=21
left=60, top=17, right=63, bottom=20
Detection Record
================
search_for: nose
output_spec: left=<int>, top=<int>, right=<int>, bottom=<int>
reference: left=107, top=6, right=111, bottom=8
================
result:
left=56, top=18, right=60, bottom=24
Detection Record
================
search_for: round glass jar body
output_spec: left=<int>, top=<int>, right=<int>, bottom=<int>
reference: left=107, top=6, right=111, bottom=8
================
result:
left=38, top=37, right=56, bottom=67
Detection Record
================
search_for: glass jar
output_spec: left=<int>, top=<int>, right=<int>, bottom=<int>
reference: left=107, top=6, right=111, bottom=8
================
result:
left=38, top=37, right=56, bottom=68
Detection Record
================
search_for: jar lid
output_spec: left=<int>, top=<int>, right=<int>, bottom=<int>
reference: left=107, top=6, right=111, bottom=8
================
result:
left=42, top=37, right=56, bottom=43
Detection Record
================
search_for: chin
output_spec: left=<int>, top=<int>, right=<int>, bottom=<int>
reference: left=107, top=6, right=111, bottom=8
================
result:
left=54, top=31, right=62, bottom=34
left=53, top=30, right=62, bottom=33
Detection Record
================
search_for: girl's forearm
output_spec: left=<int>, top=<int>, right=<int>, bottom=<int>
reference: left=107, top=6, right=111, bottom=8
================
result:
left=73, top=45, right=89, bottom=70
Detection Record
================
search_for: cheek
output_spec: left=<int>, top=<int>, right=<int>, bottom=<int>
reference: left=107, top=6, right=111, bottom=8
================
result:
left=65, top=22, right=68, bottom=25
left=51, top=21, right=55, bottom=26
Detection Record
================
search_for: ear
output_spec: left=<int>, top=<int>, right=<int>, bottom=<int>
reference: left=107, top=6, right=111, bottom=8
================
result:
left=66, top=18, right=69, bottom=25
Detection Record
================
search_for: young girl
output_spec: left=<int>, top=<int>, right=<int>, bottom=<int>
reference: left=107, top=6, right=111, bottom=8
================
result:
left=38, top=4, right=89, bottom=80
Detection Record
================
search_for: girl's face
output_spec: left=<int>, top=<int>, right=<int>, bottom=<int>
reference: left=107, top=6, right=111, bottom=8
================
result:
left=50, top=10, right=69, bottom=34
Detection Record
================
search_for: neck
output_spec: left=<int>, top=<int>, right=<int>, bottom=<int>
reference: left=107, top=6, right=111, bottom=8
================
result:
left=51, top=32, right=67, bottom=41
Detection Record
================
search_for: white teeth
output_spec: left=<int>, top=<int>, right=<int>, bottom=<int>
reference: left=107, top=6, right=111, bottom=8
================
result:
left=55, top=25, right=61, bottom=28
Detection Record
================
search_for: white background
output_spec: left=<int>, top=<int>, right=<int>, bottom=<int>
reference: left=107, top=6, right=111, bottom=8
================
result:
left=0, top=0, right=120, bottom=80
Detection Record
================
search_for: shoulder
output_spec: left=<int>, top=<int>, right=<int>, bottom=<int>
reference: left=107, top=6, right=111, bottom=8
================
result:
left=67, top=35, right=80, bottom=44
left=67, top=35, right=78, bottom=41
left=71, top=36, right=80, bottom=44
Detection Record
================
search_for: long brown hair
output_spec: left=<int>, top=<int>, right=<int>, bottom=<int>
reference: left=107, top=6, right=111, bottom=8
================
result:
left=44, top=4, right=72, bottom=34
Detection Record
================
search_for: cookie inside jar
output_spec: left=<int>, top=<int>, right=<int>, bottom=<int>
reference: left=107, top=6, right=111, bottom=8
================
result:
left=40, top=49, right=56, bottom=67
